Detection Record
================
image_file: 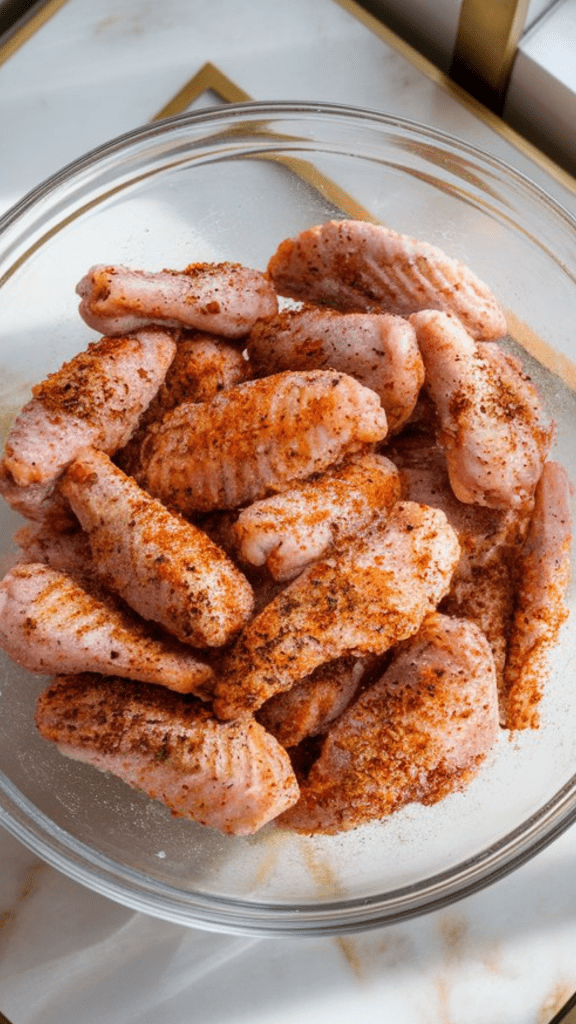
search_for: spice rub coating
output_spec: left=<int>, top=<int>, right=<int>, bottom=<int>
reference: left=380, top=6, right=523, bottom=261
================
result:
left=257, top=655, right=367, bottom=748
left=389, top=431, right=528, bottom=697
left=0, top=562, right=214, bottom=694
left=246, top=306, right=424, bottom=432
left=502, top=460, right=572, bottom=729
left=116, top=331, right=252, bottom=479
left=0, top=329, right=176, bottom=522
left=76, top=262, right=278, bottom=338
left=233, top=453, right=401, bottom=581
left=213, top=501, right=460, bottom=720
left=61, top=448, right=254, bottom=648
left=140, top=369, right=388, bottom=514
left=15, top=521, right=95, bottom=582
left=35, top=674, right=300, bottom=835
left=410, top=310, right=553, bottom=510
left=280, top=613, right=500, bottom=834
left=267, top=220, right=507, bottom=341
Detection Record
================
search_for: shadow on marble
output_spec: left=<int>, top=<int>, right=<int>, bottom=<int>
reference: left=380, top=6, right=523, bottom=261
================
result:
left=2, top=822, right=576, bottom=1024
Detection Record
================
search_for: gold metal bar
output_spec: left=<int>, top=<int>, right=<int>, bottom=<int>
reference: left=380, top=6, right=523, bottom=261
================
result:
left=152, top=62, right=377, bottom=221
left=335, top=0, right=576, bottom=196
left=152, top=62, right=251, bottom=121
left=450, top=0, right=531, bottom=109
left=0, top=0, right=70, bottom=67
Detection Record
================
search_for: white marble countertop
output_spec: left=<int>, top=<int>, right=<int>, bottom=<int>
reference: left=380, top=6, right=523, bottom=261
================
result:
left=1, top=2, right=576, bottom=1023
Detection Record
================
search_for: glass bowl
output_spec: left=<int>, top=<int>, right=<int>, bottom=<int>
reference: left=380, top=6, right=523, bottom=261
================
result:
left=1, top=101, right=575, bottom=937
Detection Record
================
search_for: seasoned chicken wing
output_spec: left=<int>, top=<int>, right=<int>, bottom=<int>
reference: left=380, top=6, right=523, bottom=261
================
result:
left=0, top=563, right=214, bottom=694
left=233, top=453, right=401, bottom=581
left=213, top=502, right=460, bottom=720
left=0, top=329, right=176, bottom=522
left=76, top=262, right=278, bottom=338
left=141, top=369, right=388, bottom=514
left=256, top=656, right=367, bottom=748
left=116, top=332, right=252, bottom=478
left=410, top=310, right=553, bottom=509
left=268, top=220, right=507, bottom=341
left=15, top=521, right=95, bottom=582
left=35, top=675, right=299, bottom=836
left=246, top=306, right=423, bottom=432
left=502, top=460, right=572, bottom=729
left=389, top=431, right=527, bottom=688
left=61, top=448, right=254, bottom=647
left=152, top=331, right=251, bottom=406
left=280, top=613, right=500, bottom=834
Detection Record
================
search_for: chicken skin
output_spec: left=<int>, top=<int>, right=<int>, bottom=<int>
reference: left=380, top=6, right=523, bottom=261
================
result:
left=280, top=614, right=500, bottom=834
left=141, top=369, right=388, bottom=514
left=76, top=262, right=278, bottom=338
left=115, top=332, right=252, bottom=478
left=15, top=521, right=95, bottom=582
left=61, top=448, right=254, bottom=648
left=410, top=310, right=553, bottom=510
left=213, top=502, right=460, bottom=720
left=0, top=329, right=176, bottom=522
left=151, top=331, right=252, bottom=407
left=0, top=563, right=214, bottom=694
left=0, top=229, right=569, bottom=839
left=267, top=220, right=507, bottom=341
left=233, top=453, right=401, bottom=581
left=502, top=460, right=572, bottom=729
left=389, top=431, right=527, bottom=690
left=246, top=306, right=424, bottom=433
left=35, top=675, right=300, bottom=836
left=257, top=656, right=367, bottom=748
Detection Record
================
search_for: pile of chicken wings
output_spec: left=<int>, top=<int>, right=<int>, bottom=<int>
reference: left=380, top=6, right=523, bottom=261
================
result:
left=0, top=220, right=571, bottom=837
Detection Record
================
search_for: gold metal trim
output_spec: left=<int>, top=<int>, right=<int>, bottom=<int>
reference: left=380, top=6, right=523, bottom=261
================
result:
left=151, top=57, right=576, bottom=390
left=152, top=62, right=251, bottom=121
left=0, top=0, right=70, bottom=67
left=451, top=0, right=531, bottom=108
left=1, top=0, right=574, bottom=199
left=505, top=310, right=576, bottom=392
left=2, top=0, right=576, bottom=386
left=151, top=61, right=377, bottom=221
left=332, top=0, right=576, bottom=197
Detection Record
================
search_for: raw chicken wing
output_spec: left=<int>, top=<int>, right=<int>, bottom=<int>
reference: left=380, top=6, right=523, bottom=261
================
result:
left=233, top=453, right=401, bottom=581
left=0, top=563, right=214, bottom=694
left=76, top=262, right=278, bottom=338
left=389, top=431, right=527, bottom=690
left=15, top=521, right=95, bottom=581
left=410, top=310, right=553, bottom=509
left=116, top=331, right=252, bottom=478
left=153, top=331, right=251, bottom=406
left=141, top=369, right=388, bottom=514
left=35, top=674, right=300, bottom=836
left=502, top=460, right=572, bottom=729
left=268, top=220, right=507, bottom=340
left=213, top=502, right=460, bottom=720
left=246, top=306, right=423, bottom=432
left=61, top=448, right=254, bottom=647
left=257, top=656, right=367, bottom=748
left=281, top=613, right=500, bottom=834
left=0, top=329, right=176, bottom=522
